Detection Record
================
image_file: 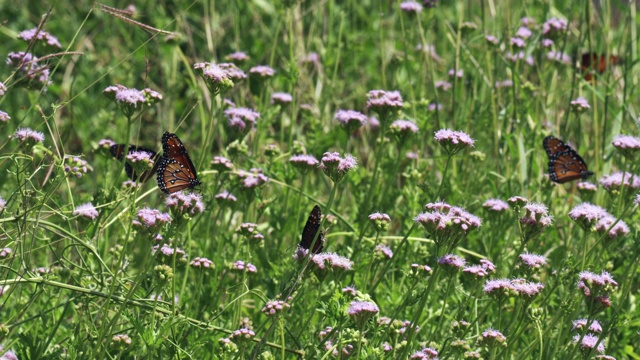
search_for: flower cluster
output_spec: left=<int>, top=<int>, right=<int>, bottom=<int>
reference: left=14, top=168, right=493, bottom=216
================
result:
left=193, top=62, right=235, bottom=95
left=211, top=156, right=234, bottom=172
left=519, top=202, right=553, bottom=243
left=414, top=201, right=481, bottom=248
left=310, top=253, right=354, bottom=272
left=13, top=127, right=45, bottom=145
left=578, top=271, right=618, bottom=314
left=133, top=208, right=171, bottom=231
left=319, top=152, right=357, bottom=183
left=215, top=190, right=237, bottom=206
left=481, top=328, right=507, bottom=348
left=270, top=92, right=292, bottom=106
left=463, top=259, right=495, bottom=278
left=612, top=135, right=640, bottom=159
left=6, top=52, right=52, bottom=90
left=348, top=300, right=379, bottom=327
left=73, top=203, right=99, bottom=220
left=189, top=257, right=214, bottom=269
left=434, top=129, right=475, bottom=155
left=334, top=109, right=367, bottom=134
left=366, top=90, right=403, bottom=119
left=165, top=192, right=205, bottom=215
left=518, top=252, right=547, bottom=269
left=103, top=85, right=162, bottom=118
left=547, top=51, right=572, bottom=64
left=599, top=171, right=640, bottom=191
left=236, top=168, right=269, bottom=189
left=374, top=245, right=393, bottom=260
left=389, top=120, right=419, bottom=145
left=482, top=198, right=509, bottom=212
left=18, top=28, right=62, bottom=48
left=289, top=154, right=319, bottom=173
left=231, top=260, right=257, bottom=273
left=572, top=333, right=605, bottom=354
left=261, top=298, right=291, bottom=316
left=410, top=347, right=439, bottom=359
left=542, top=17, right=568, bottom=37
left=369, top=212, right=391, bottom=232
left=570, top=97, right=591, bottom=113
left=224, top=107, right=260, bottom=138
left=0, top=110, right=9, bottom=122
left=484, top=278, right=544, bottom=298
left=400, top=1, right=423, bottom=13
left=238, top=222, right=264, bottom=243
left=152, top=244, right=188, bottom=264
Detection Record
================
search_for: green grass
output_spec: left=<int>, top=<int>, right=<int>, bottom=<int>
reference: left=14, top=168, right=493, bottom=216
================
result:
left=0, top=0, right=639, bottom=359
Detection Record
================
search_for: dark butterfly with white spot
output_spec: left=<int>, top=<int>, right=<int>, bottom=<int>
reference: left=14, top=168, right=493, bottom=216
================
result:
left=299, top=205, right=324, bottom=254
left=543, top=135, right=593, bottom=183
left=109, top=144, right=160, bottom=183
left=156, top=132, right=202, bottom=194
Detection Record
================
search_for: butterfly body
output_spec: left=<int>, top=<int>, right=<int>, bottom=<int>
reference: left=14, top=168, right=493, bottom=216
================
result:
left=156, top=132, right=201, bottom=194
left=543, top=136, right=593, bottom=183
left=299, top=205, right=324, bottom=254
left=109, top=144, right=160, bottom=182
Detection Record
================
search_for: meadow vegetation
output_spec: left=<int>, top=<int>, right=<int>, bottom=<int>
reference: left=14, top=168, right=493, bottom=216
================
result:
left=0, top=1, right=638, bottom=359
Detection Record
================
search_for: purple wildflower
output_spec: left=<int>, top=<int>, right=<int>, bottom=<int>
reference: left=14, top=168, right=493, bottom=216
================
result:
left=262, top=299, right=291, bottom=316
left=434, top=129, right=475, bottom=154
left=507, top=196, right=528, bottom=209
left=505, top=51, right=534, bottom=65
left=483, top=198, right=509, bottom=212
left=366, top=90, right=403, bottom=116
left=0, top=81, right=6, bottom=96
left=369, top=212, right=391, bottom=232
left=342, top=285, right=357, bottom=297
left=519, top=202, right=553, bottom=242
left=571, top=97, right=591, bottom=113
left=289, top=154, right=319, bottom=173
left=480, top=259, right=496, bottom=272
left=189, top=257, right=214, bottom=269
left=224, top=107, right=260, bottom=136
left=390, top=119, right=419, bottom=133
left=599, top=171, right=640, bottom=190
left=215, top=190, right=237, bottom=205
left=348, top=301, right=379, bottom=327
left=578, top=271, right=618, bottom=312
left=541, top=38, right=555, bottom=47
left=543, top=17, right=568, bottom=36
left=18, top=28, right=62, bottom=47
left=237, top=168, right=269, bottom=189
left=334, top=109, right=367, bottom=132
left=485, top=35, right=499, bottom=45
left=319, top=152, right=357, bottom=183
left=415, top=202, right=481, bottom=247
left=73, top=203, right=99, bottom=220
left=484, top=279, right=516, bottom=297
left=249, top=65, right=275, bottom=77
left=438, top=254, right=466, bottom=269
left=218, top=62, right=247, bottom=80
left=270, top=92, right=292, bottom=106
left=400, top=1, right=423, bottom=13
left=302, top=52, right=321, bottom=65
left=6, top=52, right=52, bottom=90
left=410, top=263, right=432, bottom=275
left=573, top=319, right=603, bottom=333
left=463, top=265, right=488, bottom=277
left=103, top=84, right=162, bottom=117
left=577, top=181, right=598, bottom=192
left=568, top=203, right=609, bottom=230
left=231, top=260, right=257, bottom=273
left=310, top=253, right=354, bottom=271
left=0, top=111, right=10, bottom=122
left=515, top=26, right=532, bottom=38
left=133, top=208, right=171, bottom=229
left=152, top=244, right=188, bottom=263
left=165, top=192, right=205, bottom=215
left=0, top=247, right=11, bottom=258
left=0, top=349, right=18, bottom=360
left=481, top=328, right=507, bottom=347
left=410, top=347, right=439, bottom=359
left=63, top=156, right=92, bottom=178
left=510, top=37, right=526, bottom=48
left=375, top=245, right=394, bottom=259
left=519, top=252, right=547, bottom=268
left=435, top=80, right=452, bottom=91
left=229, top=327, right=256, bottom=341
left=448, top=68, right=464, bottom=78
left=428, top=102, right=442, bottom=111
left=511, top=278, right=544, bottom=297
left=612, top=135, right=640, bottom=159
left=226, top=51, right=249, bottom=62
left=595, top=215, right=629, bottom=238
left=383, top=342, right=393, bottom=352
left=547, top=51, right=573, bottom=64
left=13, top=127, right=44, bottom=143
left=573, top=333, right=605, bottom=354
left=211, top=156, right=234, bottom=172
left=521, top=17, right=535, bottom=27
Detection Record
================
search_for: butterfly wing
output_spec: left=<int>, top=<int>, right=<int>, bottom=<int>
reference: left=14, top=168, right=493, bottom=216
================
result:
left=543, top=136, right=572, bottom=157
left=299, top=205, right=324, bottom=254
left=109, top=144, right=159, bottom=182
left=548, top=150, right=593, bottom=183
left=156, top=132, right=201, bottom=194
left=580, top=53, right=622, bottom=81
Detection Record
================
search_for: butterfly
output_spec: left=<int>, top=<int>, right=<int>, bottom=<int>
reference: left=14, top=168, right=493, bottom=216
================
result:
left=299, top=205, right=324, bottom=254
left=109, top=144, right=160, bottom=182
left=543, top=135, right=593, bottom=183
left=156, top=132, right=202, bottom=194
left=579, top=53, right=623, bottom=81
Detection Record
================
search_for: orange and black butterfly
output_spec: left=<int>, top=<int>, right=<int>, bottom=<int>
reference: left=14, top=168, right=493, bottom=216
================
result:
left=579, top=53, right=623, bottom=81
left=299, top=205, right=324, bottom=254
left=110, top=144, right=160, bottom=182
left=543, top=136, right=593, bottom=183
left=156, top=131, right=201, bottom=194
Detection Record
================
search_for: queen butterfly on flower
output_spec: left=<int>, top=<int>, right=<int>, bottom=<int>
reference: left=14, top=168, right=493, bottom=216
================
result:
left=156, top=132, right=202, bottom=194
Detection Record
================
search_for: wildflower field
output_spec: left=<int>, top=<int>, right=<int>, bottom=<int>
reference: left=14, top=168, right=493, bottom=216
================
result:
left=0, top=1, right=639, bottom=359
